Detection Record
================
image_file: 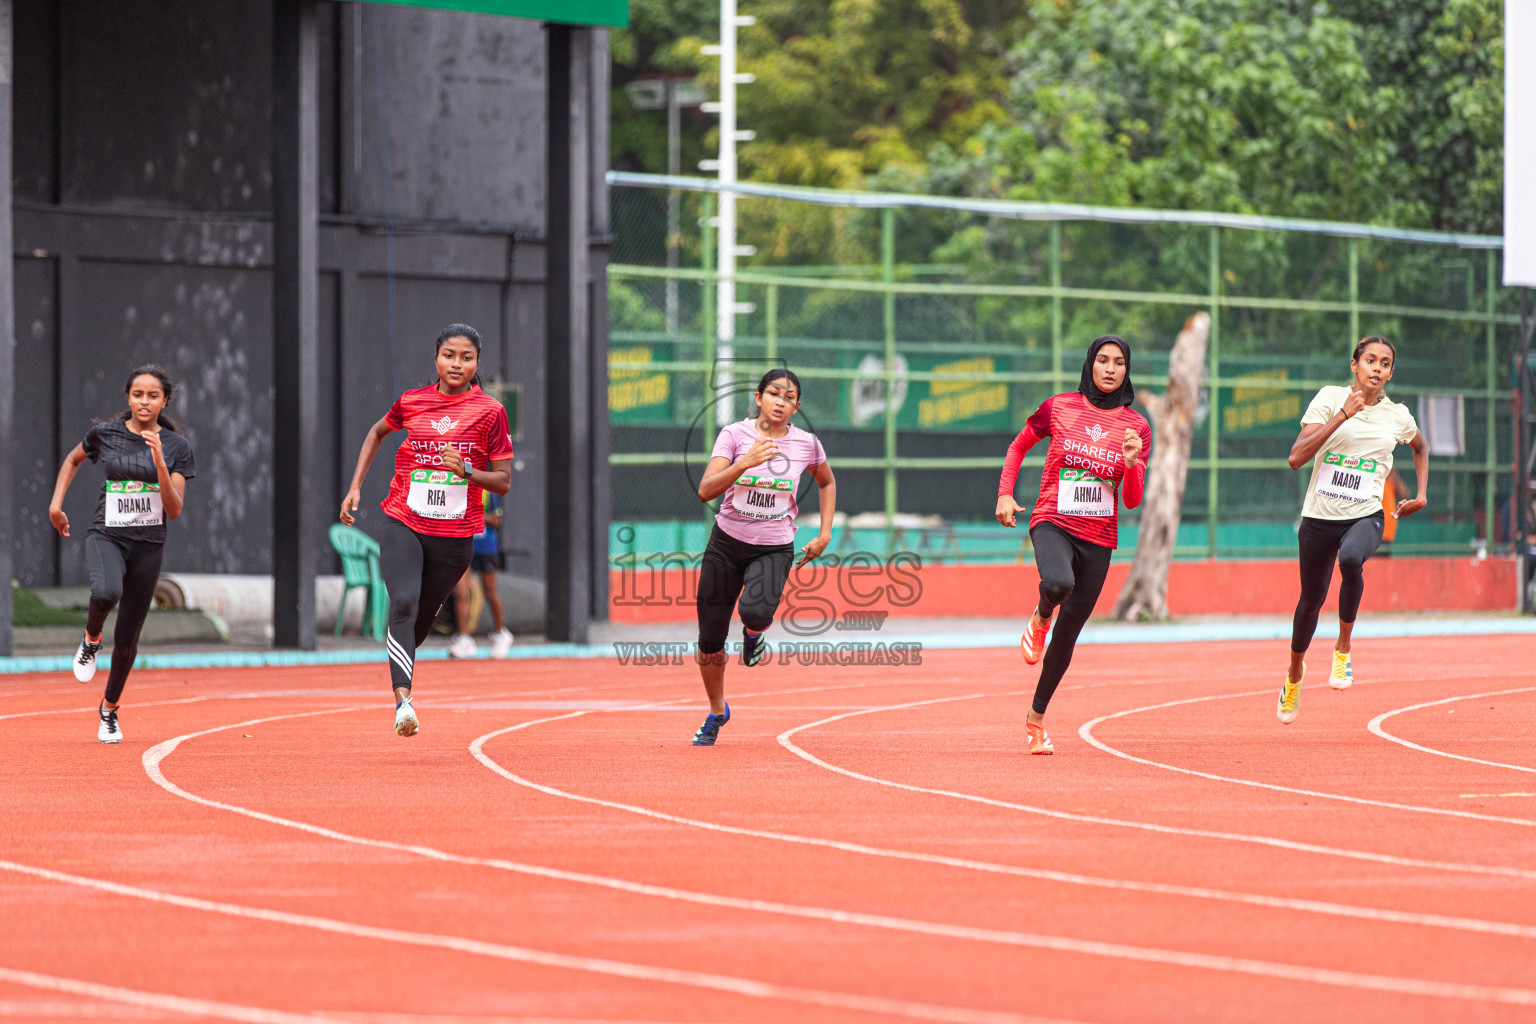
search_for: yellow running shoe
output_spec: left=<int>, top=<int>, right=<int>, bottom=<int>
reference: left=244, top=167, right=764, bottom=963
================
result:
left=1329, top=649, right=1353, bottom=690
left=1020, top=608, right=1052, bottom=665
left=1026, top=720, right=1054, bottom=755
left=1276, top=663, right=1304, bottom=724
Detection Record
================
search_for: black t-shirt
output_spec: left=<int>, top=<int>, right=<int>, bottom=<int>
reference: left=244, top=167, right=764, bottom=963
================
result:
left=81, top=420, right=196, bottom=544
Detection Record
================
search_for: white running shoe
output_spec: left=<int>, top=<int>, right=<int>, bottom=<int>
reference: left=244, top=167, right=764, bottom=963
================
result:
left=74, top=633, right=102, bottom=683
left=489, top=629, right=514, bottom=660
left=98, top=705, right=122, bottom=744
left=1329, top=649, right=1353, bottom=690
left=447, top=633, right=477, bottom=659
left=394, top=697, right=419, bottom=737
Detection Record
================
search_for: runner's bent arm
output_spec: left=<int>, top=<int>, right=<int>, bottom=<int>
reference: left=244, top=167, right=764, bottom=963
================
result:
left=797, top=460, right=837, bottom=566
left=1288, top=388, right=1366, bottom=470
left=340, top=416, right=394, bottom=525
left=47, top=444, right=89, bottom=537
left=142, top=430, right=186, bottom=520
left=1393, top=431, right=1429, bottom=519
left=995, top=423, right=1044, bottom=527
left=698, top=436, right=781, bottom=502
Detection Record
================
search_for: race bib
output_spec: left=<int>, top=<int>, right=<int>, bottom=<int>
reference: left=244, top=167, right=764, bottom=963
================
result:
left=731, top=473, right=792, bottom=520
left=104, top=480, right=163, bottom=528
left=407, top=469, right=468, bottom=519
left=1056, top=468, right=1114, bottom=517
left=1313, top=452, right=1381, bottom=504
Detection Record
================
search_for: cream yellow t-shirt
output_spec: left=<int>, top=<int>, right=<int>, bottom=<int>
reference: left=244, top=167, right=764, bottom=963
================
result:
left=1299, top=386, right=1418, bottom=521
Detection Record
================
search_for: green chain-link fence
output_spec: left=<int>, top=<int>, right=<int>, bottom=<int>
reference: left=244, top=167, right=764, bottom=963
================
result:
left=608, top=173, right=1524, bottom=564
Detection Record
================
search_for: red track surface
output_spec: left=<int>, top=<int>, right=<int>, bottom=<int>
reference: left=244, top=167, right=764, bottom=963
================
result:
left=2, top=636, right=1535, bottom=1023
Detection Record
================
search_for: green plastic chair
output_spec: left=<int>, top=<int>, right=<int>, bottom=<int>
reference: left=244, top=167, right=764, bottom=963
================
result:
left=328, top=523, right=388, bottom=641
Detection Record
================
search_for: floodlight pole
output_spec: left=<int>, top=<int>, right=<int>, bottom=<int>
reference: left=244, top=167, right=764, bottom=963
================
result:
left=702, top=0, right=755, bottom=425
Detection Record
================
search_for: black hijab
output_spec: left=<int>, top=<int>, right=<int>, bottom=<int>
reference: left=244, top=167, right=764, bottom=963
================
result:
left=1078, top=334, right=1135, bottom=410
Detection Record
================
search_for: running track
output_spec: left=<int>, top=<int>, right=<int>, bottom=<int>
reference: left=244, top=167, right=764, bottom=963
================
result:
left=2, top=635, right=1534, bottom=1023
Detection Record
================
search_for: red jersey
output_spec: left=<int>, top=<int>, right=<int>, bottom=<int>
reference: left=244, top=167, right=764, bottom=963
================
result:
left=381, top=384, right=514, bottom=537
left=997, top=392, right=1151, bottom=548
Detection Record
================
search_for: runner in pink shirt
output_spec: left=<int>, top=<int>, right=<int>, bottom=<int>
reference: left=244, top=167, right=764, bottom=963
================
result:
left=691, top=369, right=837, bottom=745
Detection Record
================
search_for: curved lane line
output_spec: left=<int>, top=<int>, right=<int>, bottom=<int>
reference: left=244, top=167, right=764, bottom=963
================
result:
left=1077, top=691, right=1536, bottom=826
left=0, top=966, right=346, bottom=1024
left=0, top=859, right=1042, bottom=1024
left=475, top=705, right=1536, bottom=936
left=141, top=699, right=1536, bottom=1007
left=775, top=694, right=1536, bottom=880
left=1367, top=687, right=1536, bottom=775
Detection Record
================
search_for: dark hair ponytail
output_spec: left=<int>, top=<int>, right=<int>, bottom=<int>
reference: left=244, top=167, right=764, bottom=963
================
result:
left=757, top=367, right=802, bottom=399
left=118, top=364, right=179, bottom=432
left=436, top=323, right=484, bottom=388
left=1352, top=335, right=1396, bottom=363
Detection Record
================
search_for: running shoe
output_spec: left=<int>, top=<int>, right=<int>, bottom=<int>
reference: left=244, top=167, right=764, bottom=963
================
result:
left=489, top=629, right=514, bottom=660
left=448, top=633, right=477, bottom=659
left=1026, top=720, right=1054, bottom=755
left=394, top=697, right=419, bottom=737
left=1329, top=649, right=1353, bottom=691
left=74, top=632, right=102, bottom=683
left=742, top=628, right=766, bottom=667
left=1020, top=608, right=1051, bottom=665
left=1276, top=663, right=1305, bottom=724
left=97, top=704, right=122, bottom=744
left=692, top=703, right=731, bottom=746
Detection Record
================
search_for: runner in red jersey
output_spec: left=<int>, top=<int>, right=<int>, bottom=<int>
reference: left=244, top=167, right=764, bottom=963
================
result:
left=340, top=324, right=513, bottom=737
left=996, top=335, right=1150, bottom=754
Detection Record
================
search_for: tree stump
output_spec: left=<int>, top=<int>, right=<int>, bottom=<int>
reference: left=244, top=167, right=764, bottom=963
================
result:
left=1113, top=312, right=1211, bottom=622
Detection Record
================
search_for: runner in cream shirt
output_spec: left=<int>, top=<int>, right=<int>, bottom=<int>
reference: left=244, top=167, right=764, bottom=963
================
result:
left=1276, top=336, right=1428, bottom=723
left=1300, top=385, right=1418, bottom=519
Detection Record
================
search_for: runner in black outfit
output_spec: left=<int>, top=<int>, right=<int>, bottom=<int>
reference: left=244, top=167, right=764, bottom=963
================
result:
left=48, top=366, right=195, bottom=743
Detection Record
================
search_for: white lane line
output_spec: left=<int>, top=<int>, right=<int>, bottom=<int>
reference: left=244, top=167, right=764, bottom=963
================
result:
left=144, top=695, right=1536, bottom=1009
left=1368, top=687, right=1536, bottom=775
left=0, top=966, right=345, bottom=1023
left=476, top=708, right=1536, bottom=936
left=773, top=694, right=1536, bottom=880
left=0, top=860, right=1046, bottom=1024
left=0, top=696, right=214, bottom=723
left=1077, top=690, right=1536, bottom=827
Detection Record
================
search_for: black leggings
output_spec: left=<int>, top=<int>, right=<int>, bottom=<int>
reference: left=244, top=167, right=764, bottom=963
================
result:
left=1028, top=522, right=1113, bottom=715
left=1291, top=512, right=1384, bottom=654
left=696, top=525, right=794, bottom=655
left=380, top=517, right=473, bottom=691
left=85, top=530, right=165, bottom=705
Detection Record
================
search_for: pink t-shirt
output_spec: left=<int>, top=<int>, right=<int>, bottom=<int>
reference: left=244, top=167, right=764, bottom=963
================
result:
left=711, top=419, right=827, bottom=546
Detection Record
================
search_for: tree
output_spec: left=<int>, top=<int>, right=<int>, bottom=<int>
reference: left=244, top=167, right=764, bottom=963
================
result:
left=1114, top=312, right=1210, bottom=622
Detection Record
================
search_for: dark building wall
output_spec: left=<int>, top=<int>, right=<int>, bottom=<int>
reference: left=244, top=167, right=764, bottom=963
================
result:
left=9, top=0, right=589, bottom=588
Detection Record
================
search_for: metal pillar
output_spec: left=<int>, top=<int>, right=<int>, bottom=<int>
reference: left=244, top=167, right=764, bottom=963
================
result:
left=882, top=207, right=897, bottom=555
left=1518, top=290, right=1535, bottom=614
left=0, top=0, right=14, bottom=656
left=272, top=0, right=319, bottom=649
left=546, top=23, right=593, bottom=643
left=1206, top=226, right=1221, bottom=559
left=589, top=27, right=612, bottom=623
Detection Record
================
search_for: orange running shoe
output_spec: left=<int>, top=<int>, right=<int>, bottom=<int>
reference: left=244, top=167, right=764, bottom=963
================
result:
left=1020, top=608, right=1052, bottom=665
left=1026, top=720, right=1054, bottom=755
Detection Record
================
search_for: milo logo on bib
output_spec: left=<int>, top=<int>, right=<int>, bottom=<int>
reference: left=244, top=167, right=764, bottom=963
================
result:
left=1057, top=467, right=1114, bottom=517
left=407, top=468, right=468, bottom=519
left=1315, top=452, right=1381, bottom=504
left=731, top=475, right=793, bottom=518
left=105, top=480, right=164, bottom=528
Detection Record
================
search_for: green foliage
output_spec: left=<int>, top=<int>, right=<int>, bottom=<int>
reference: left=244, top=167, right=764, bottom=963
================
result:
left=10, top=585, right=86, bottom=628
left=612, top=0, right=1503, bottom=233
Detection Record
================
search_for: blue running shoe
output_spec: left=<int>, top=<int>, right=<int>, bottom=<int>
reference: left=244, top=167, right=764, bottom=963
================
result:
left=742, top=628, right=766, bottom=667
left=692, top=702, right=730, bottom=746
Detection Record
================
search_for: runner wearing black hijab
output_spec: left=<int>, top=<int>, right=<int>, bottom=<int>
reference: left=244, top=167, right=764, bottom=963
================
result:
left=995, top=336, right=1151, bottom=754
